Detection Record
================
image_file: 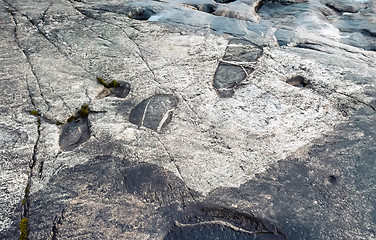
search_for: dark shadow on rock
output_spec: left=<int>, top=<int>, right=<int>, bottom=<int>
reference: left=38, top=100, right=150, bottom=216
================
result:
left=121, top=162, right=193, bottom=204
left=27, top=156, right=192, bottom=239
left=26, top=151, right=290, bottom=239
left=129, top=94, right=178, bottom=131
left=205, top=105, right=376, bottom=239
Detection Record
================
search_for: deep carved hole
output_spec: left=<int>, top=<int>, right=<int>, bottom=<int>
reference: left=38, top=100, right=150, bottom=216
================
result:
left=286, top=75, right=309, bottom=88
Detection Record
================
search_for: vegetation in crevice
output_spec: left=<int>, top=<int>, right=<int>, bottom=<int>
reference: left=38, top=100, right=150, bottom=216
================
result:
left=67, top=104, right=91, bottom=123
left=97, top=76, right=120, bottom=88
left=19, top=217, right=28, bottom=240
left=20, top=184, right=30, bottom=240
left=28, top=110, right=40, bottom=116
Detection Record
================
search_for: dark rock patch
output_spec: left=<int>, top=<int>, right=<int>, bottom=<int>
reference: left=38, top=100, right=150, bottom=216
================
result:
left=213, top=38, right=262, bottom=97
left=189, top=3, right=218, bottom=14
left=129, top=94, right=178, bottom=132
left=126, top=7, right=156, bottom=20
left=256, top=0, right=309, bottom=13
left=128, top=97, right=150, bottom=127
left=286, top=75, right=310, bottom=88
left=214, top=0, right=237, bottom=3
left=327, top=175, right=337, bottom=184
left=59, top=105, right=91, bottom=151
left=324, top=2, right=366, bottom=14
left=223, top=39, right=263, bottom=62
left=59, top=117, right=90, bottom=151
left=213, top=62, right=253, bottom=97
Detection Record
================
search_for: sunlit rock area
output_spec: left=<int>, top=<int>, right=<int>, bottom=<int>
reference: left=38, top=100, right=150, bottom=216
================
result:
left=0, top=0, right=375, bottom=239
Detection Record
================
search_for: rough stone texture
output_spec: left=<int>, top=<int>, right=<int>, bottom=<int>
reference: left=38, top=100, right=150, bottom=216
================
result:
left=0, top=0, right=375, bottom=239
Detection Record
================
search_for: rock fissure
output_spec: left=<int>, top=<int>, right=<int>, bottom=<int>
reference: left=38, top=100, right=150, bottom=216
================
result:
left=174, top=220, right=274, bottom=235
left=5, top=3, right=47, bottom=110
left=336, top=91, right=375, bottom=111
left=50, top=208, right=65, bottom=240
left=152, top=133, right=197, bottom=203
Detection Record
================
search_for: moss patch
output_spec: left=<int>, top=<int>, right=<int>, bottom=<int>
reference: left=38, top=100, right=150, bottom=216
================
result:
left=66, top=104, right=91, bottom=123
left=19, top=217, right=28, bottom=240
left=97, top=76, right=120, bottom=88
left=29, top=110, right=40, bottom=116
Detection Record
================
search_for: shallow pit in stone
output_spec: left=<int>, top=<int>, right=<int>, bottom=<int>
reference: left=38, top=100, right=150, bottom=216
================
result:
left=286, top=75, right=310, bottom=88
left=127, top=7, right=156, bottom=20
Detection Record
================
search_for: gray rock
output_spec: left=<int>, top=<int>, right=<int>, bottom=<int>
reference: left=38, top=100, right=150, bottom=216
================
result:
left=1, top=0, right=376, bottom=239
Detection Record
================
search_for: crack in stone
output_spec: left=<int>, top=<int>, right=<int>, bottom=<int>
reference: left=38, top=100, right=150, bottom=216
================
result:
left=66, top=0, right=174, bottom=93
left=336, top=91, right=375, bottom=111
left=5, top=2, right=49, bottom=112
left=50, top=208, right=65, bottom=240
left=151, top=133, right=197, bottom=203
left=46, top=81, right=74, bottom=115
left=3, top=3, right=44, bottom=239
left=174, top=220, right=274, bottom=235
left=41, top=3, right=52, bottom=23
left=6, top=1, right=95, bottom=80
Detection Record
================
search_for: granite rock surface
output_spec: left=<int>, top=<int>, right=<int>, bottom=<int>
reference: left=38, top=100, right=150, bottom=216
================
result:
left=0, top=0, right=375, bottom=239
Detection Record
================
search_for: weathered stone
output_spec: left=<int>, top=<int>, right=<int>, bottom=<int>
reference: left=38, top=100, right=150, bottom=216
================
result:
left=1, top=0, right=376, bottom=239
